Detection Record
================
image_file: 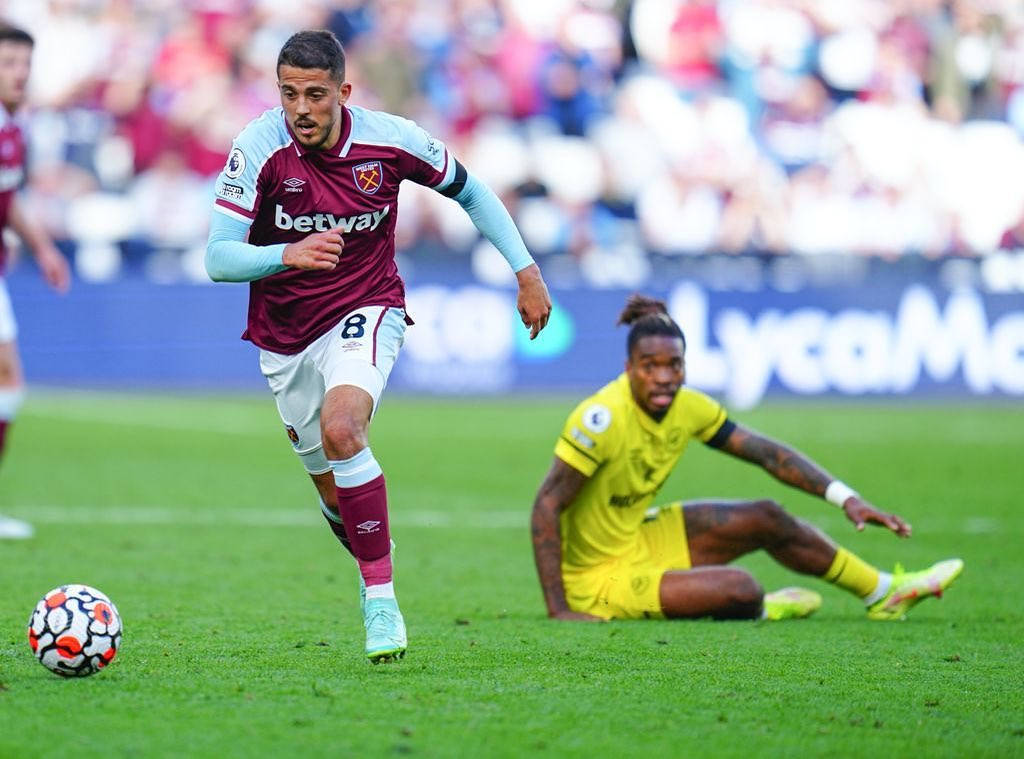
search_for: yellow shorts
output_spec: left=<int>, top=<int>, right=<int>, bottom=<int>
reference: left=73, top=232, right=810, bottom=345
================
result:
left=562, top=502, right=691, bottom=620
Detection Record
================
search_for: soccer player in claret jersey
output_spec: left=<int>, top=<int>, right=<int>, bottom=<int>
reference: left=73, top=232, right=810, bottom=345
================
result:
left=206, top=30, right=552, bottom=662
left=531, top=295, right=962, bottom=623
left=0, top=24, right=70, bottom=540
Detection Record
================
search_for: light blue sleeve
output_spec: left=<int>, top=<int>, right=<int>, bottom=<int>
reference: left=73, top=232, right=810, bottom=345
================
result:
left=452, top=172, right=535, bottom=273
left=205, top=210, right=288, bottom=283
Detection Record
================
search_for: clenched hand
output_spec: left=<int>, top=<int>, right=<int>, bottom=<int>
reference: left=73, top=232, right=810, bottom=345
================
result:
left=282, top=227, right=344, bottom=271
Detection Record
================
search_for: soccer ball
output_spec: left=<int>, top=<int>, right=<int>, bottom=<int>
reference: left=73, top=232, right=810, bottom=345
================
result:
left=27, top=584, right=122, bottom=677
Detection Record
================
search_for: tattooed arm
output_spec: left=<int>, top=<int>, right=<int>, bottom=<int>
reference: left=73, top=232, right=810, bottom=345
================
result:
left=530, top=458, right=604, bottom=620
left=718, top=423, right=833, bottom=495
left=717, top=422, right=911, bottom=537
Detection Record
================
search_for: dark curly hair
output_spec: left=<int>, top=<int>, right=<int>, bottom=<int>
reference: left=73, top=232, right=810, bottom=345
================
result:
left=617, top=294, right=686, bottom=356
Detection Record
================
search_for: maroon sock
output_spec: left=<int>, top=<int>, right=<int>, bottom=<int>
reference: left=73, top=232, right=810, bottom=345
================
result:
left=335, top=474, right=392, bottom=585
left=0, top=420, right=7, bottom=459
left=356, top=554, right=393, bottom=587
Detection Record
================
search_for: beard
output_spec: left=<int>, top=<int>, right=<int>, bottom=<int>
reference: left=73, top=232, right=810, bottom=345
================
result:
left=294, top=116, right=337, bottom=150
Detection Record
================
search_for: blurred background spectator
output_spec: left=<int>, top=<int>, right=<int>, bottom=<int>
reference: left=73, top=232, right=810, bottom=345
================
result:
left=2, top=0, right=1024, bottom=288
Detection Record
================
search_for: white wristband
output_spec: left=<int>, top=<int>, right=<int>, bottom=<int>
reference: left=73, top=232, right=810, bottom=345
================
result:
left=825, top=480, right=858, bottom=508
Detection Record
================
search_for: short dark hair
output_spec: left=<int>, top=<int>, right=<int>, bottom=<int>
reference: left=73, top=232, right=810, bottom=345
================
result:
left=0, top=24, right=33, bottom=47
left=277, top=30, right=345, bottom=82
left=617, top=294, right=686, bottom=355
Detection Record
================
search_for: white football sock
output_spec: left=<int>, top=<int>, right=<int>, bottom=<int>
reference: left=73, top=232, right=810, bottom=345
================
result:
left=862, top=572, right=893, bottom=606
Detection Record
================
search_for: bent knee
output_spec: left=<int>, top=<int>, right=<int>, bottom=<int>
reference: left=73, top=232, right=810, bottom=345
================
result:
left=321, top=417, right=368, bottom=460
left=724, top=568, right=764, bottom=609
left=750, top=499, right=798, bottom=537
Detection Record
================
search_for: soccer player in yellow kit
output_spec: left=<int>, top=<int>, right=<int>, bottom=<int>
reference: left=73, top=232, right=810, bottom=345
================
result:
left=531, top=295, right=963, bottom=622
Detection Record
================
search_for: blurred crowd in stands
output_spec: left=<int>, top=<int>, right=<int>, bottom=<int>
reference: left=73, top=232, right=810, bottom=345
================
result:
left=3, top=0, right=1024, bottom=286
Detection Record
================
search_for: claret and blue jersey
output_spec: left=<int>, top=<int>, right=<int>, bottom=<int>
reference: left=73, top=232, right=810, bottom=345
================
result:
left=211, top=104, right=459, bottom=355
left=0, top=107, right=25, bottom=274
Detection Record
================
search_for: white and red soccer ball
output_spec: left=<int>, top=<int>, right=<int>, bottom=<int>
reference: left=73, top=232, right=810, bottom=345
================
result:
left=27, top=584, right=121, bottom=677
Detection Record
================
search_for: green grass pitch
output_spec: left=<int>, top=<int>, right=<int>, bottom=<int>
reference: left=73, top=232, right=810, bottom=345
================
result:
left=1, top=392, right=1021, bottom=758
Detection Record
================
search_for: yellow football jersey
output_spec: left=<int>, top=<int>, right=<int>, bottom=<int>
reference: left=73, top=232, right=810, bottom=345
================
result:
left=553, top=374, right=729, bottom=571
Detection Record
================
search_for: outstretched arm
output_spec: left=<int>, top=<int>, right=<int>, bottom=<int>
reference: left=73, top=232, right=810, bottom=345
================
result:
left=9, top=196, right=69, bottom=292
left=447, top=166, right=552, bottom=338
left=530, top=458, right=603, bottom=621
left=717, top=421, right=911, bottom=537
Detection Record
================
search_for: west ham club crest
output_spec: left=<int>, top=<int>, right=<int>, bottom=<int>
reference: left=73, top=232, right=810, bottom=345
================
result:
left=353, top=160, right=383, bottom=195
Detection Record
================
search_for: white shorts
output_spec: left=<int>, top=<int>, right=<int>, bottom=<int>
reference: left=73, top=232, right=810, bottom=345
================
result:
left=258, top=305, right=407, bottom=474
left=0, top=278, right=17, bottom=343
